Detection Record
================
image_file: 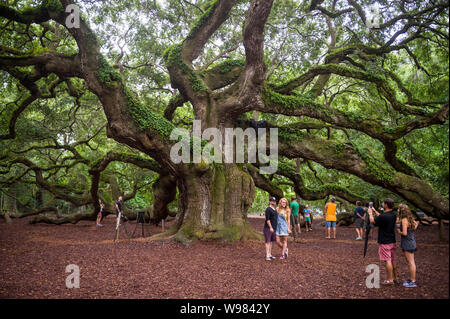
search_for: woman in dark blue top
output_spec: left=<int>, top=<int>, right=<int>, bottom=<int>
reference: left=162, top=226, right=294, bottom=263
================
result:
left=397, top=204, right=419, bottom=288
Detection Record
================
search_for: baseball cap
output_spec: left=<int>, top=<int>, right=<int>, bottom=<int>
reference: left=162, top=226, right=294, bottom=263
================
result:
left=269, top=196, right=276, bottom=202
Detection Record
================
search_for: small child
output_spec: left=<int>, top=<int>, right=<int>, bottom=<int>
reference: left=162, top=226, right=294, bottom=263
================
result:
left=303, top=205, right=312, bottom=231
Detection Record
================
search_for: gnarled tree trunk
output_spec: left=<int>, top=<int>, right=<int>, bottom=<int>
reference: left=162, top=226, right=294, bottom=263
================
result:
left=171, top=164, right=260, bottom=241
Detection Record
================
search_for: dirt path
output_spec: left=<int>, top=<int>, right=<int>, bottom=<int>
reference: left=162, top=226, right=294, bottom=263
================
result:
left=0, top=216, right=448, bottom=299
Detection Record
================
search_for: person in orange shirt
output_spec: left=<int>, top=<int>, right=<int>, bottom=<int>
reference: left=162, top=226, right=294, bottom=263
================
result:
left=324, top=197, right=337, bottom=239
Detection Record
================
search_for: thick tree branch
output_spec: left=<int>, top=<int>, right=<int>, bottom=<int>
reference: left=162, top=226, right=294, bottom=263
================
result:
left=182, top=0, right=238, bottom=63
left=275, top=129, right=449, bottom=218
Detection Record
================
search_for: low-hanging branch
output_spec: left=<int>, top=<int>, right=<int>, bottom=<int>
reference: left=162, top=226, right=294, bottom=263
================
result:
left=275, top=128, right=449, bottom=219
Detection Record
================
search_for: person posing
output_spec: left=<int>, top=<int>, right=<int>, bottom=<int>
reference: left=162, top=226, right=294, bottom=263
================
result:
left=264, top=196, right=278, bottom=261
left=368, top=198, right=400, bottom=286
left=115, top=196, right=123, bottom=217
left=397, top=204, right=419, bottom=288
left=324, top=197, right=337, bottom=239
left=303, top=205, right=312, bottom=232
left=276, top=198, right=291, bottom=259
left=96, top=199, right=105, bottom=227
left=289, top=197, right=301, bottom=236
left=354, top=201, right=365, bottom=240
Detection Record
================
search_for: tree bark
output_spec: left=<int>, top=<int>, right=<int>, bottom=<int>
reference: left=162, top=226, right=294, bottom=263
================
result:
left=149, top=174, right=177, bottom=222
left=172, top=164, right=261, bottom=241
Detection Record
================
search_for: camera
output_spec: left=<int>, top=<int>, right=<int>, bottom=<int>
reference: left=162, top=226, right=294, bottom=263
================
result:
left=369, top=202, right=374, bottom=208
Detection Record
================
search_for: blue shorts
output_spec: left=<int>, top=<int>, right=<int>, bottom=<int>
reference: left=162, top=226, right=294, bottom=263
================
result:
left=326, top=221, right=336, bottom=228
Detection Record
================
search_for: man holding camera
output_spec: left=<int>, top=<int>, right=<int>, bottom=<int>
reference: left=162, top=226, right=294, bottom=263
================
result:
left=368, top=198, right=399, bottom=285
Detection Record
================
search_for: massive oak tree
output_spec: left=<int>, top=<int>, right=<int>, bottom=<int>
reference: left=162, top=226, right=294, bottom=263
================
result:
left=0, top=0, right=448, bottom=240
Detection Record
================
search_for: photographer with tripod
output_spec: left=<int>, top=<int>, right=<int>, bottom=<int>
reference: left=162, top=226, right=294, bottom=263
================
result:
left=115, top=196, right=123, bottom=217
left=114, top=196, right=124, bottom=242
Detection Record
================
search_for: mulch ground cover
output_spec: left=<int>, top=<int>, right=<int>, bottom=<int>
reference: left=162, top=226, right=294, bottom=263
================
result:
left=0, top=215, right=448, bottom=299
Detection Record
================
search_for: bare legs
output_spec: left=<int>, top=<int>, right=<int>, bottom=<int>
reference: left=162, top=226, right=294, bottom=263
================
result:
left=326, top=227, right=336, bottom=239
left=276, top=235, right=288, bottom=256
left=96, top=213, right=102, bottom=226
left=403, top=251, right=416, bottom=282
left=265, top=242, right=273, bottom=258
left=385, top=260, right=399, bottom=282
left=305, top=221, right=311, bottom=231
left=290, top=216, right=301, bottom=237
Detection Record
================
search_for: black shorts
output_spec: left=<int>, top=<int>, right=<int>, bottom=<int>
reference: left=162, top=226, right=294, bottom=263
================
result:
left=402, top=248, right=417, bottom=253
left=263, top=227, right=276, bottom=243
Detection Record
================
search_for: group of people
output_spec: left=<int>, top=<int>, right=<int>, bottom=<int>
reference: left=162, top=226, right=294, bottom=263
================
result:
left=367, top=198, right=418, bottom=288
left=353, top=200, right=377, bottom=240
left=263, top=196, right=419, bottom=288
left=263, top=196, right=313, bottom=261
left=289, top=198, right=312, bottom=234
left=96, top=196, right=123, bottom=227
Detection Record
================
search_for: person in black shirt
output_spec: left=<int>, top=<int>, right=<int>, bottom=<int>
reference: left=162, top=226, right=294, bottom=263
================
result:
left=264, top=196, right=278, bottom=261
left=115, top=196, right=123, bottom=217
left=354, top=201, right=365, bottom=240
left=369, top=198, right=399, bottom=285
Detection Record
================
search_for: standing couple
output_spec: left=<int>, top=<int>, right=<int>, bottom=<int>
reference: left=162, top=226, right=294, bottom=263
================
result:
left=264, top=196, right=291, bottom=260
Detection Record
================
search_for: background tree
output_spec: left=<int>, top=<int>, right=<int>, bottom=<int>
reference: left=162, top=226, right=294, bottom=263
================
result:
left=0, top=0, right=448, bottom=241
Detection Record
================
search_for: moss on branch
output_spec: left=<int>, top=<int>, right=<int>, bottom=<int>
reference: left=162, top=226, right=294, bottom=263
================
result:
left=353, top=145, right=396, bottom=184
left=186, top=0, right=220, bottom=40
left=96, top=55, right=175, bottom=137
left=97, top=56, right=121, bottom=88
left=163, top=43, right=208, bottom=92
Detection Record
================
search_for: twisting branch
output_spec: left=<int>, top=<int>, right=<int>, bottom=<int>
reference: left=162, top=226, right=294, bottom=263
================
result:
left=182, top=0, right=239, bottom=63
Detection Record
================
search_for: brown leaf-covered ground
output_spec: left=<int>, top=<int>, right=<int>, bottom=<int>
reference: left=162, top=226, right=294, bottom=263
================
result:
left=0, top=215, right=448, bottom=299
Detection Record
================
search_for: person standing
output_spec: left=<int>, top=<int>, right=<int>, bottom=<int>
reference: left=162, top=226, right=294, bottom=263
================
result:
left=303, top=204, right=312, bottom=232
left=96, top=199, right=104, bottom=227
left=324, top=197, right=337, bottom=239
left=397, top=204, right=419, bottom=288
left=263, top=196, right=278, bottom=261
left=276, top=198, right=291, bottom=259
left=289, top=197, right=301, bottom=236
left=354, top=201, right=365, bottom=240
left=363, top=201, right=372, bottom=238
left=115, top=196, right=123, bottom=217
left=368, top=198, right=400, bottom=286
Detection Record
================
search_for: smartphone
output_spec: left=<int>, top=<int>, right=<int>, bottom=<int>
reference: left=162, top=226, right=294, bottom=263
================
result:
left=369, top=202, right=374, bottom=208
